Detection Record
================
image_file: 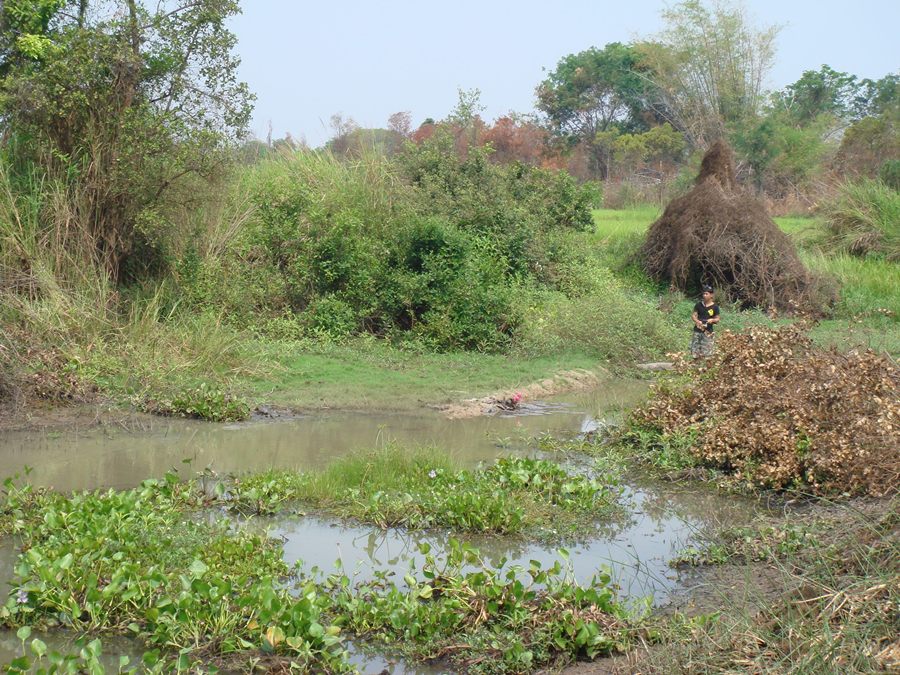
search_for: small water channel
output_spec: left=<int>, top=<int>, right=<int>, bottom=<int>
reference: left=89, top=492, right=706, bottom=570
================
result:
left=0, top=381, right=766, bottom=672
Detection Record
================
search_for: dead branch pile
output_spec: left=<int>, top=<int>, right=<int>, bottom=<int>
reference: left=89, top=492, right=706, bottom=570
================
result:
left=640, top=141, right=832, bottom=312
left=631, top=325, right=900, bottom=496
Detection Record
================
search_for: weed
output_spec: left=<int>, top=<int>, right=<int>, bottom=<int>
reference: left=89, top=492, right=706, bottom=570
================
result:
left=223, top=447, right=623, bottom=541
left=822, top=179, right=900, bottom=261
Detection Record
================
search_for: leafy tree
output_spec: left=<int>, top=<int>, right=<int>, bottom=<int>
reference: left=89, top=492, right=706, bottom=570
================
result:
left=639, top=0, right=780, bottom=148
left=611, top=123, right=686, bottom=177
left=0, top=0, right=253, bottom=281
left=480, top=115, right=550, bottom=166
left=734, top=112, right=830, bottom=193
left=853, top=73, right=899, bottom=119
left=835, top=111, right=900, bottom=178
left=772, top=65, right=860, bottom=124
left=536, top=43, right=652, bottom=177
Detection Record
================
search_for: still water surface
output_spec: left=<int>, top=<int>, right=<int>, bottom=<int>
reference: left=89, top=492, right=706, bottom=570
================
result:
left=0, top=381, right=764, bottom=672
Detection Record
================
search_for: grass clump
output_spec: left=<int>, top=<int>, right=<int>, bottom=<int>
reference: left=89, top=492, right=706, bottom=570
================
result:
left=224, top=446, right=622, bottom=540
left=822, top=179, right=900, bottom=261
left=626, top=324, right=900, bottom=496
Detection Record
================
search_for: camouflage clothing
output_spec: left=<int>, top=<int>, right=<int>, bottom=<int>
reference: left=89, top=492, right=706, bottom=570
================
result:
left=690, top=330, right=715, bottom=358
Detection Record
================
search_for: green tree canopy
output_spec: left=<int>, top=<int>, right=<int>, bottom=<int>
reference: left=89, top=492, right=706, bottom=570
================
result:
left=536, top=42, right=654, bottom=177
left=0, top=0, right=253, bottom=280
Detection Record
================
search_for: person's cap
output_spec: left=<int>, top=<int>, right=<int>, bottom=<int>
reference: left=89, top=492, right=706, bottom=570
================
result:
left=701, top=285, right=714, bottom=293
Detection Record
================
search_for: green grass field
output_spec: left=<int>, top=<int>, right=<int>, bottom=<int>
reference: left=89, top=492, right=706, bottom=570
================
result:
left=591, top=208, right=900, bottom=356
left=246, top=338, right=603, bottom=411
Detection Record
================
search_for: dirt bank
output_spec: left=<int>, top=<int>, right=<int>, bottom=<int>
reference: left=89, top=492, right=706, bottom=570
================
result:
left=0, top=366, right=615, bottom=432
left=434, top=367, right=608, bottom=419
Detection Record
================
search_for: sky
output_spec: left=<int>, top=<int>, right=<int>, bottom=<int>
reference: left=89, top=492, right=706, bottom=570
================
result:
left=228, top=1, right=900, bottom=147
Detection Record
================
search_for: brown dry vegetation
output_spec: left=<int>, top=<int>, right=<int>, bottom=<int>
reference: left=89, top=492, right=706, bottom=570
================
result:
left=630, top=324, right=900, bottom=496
left=640, top=141, right=833, bottom=312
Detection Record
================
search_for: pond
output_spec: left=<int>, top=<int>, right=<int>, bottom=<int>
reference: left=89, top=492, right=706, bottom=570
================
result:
left=0, top=381, right=766, bottom=672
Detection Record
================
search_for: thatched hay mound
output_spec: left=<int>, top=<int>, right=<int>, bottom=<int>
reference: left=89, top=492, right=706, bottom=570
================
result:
left=640, top=141, right=830, bottom=312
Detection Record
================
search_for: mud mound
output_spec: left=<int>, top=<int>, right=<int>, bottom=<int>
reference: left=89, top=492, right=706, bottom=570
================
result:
left=631, top=325, right=900, bottom=497
left=640, top=141, right=831, bottom=312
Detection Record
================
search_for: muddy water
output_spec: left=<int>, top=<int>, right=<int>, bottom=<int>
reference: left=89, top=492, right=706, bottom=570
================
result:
left=263, top=474, right=746, bottom=608
left=0, top=380, right=764, bottom=672
left=0, top=384, right=647, bottom=493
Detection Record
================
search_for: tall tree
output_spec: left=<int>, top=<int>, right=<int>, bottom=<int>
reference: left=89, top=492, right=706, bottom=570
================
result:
left=536, top=42, right=652, bottom=177
left=639, top=0, right=780, bottom=148
left=0, top=0, right=253, bottom=280
left=772, top=65, right=860, bottom=124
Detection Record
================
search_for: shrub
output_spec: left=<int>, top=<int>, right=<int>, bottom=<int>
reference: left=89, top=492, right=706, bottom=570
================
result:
left=879, top=159, right=900, bottom=191
left=513, top=246, right=680, bottom=362
left=182, top=145, right=598, bottom=351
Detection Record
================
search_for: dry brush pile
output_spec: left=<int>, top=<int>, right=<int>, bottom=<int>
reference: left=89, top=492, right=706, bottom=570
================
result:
left=640, top=141, right=833, bottom=313
left=630, top=325, right=900, bottom=496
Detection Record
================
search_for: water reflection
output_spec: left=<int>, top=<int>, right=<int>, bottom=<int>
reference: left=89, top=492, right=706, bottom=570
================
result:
left=0, top=379, right=765, bottom=673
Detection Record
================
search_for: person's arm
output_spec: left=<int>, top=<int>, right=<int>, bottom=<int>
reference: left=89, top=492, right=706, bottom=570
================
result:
left=691, top=308, right=705, bottom=330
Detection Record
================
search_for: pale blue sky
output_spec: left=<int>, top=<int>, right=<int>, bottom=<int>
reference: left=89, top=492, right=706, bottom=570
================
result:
left=229, top=1, right=900, bottom=147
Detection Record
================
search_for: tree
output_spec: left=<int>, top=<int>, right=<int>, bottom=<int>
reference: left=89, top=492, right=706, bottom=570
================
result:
left=387, top=111, right=412, bottom=138
left=772, top=65, right=860, bottom=124
left=480, top=115, right=549, bottom=166
left=0, top=0, right=253, bottom=280
left=639, top=0, right=780, bottom=148
left=536, top=42, right=652, bottom=177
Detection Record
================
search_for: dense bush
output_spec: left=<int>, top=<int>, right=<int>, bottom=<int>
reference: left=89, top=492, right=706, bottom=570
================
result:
left=181, top=143, right=602, bottom=351
left=879, top=159, right=900, bottom=190
left=513, top=242, right=680, bottom=361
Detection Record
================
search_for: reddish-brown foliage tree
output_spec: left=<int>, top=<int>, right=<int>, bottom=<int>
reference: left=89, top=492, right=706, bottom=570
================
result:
left=480, top=116, right=549, bottom=166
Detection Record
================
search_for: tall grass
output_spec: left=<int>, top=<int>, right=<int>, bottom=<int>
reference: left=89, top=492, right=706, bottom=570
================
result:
left=800, top=250, right=900, bottom=319
left=0, top=156, right=261, bottom=412
left=822, top=179, right=900, bottom=261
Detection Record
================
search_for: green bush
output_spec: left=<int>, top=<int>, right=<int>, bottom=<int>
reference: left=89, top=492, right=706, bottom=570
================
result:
left=879, top=159, right=900, bottom=191
left=180, top=144, right=599, bottom=352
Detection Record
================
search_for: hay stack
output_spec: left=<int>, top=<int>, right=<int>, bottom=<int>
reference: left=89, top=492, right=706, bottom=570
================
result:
left=640, top=141, right=828, bottom=312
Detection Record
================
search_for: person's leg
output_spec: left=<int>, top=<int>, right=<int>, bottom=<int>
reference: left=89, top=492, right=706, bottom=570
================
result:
left=700, top=333, right=715, bottom=358
left=690, top=331, right=703, bottom=359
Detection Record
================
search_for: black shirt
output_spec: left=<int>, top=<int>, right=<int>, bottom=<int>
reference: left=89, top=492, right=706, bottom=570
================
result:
left=693, top=301, right=720, bottom=332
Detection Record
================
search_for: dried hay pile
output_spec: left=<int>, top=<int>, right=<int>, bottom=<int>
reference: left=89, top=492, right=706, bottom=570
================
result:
left=631, top=325, right=900, bottom=496
left=640, top=141, right=831, bottom=312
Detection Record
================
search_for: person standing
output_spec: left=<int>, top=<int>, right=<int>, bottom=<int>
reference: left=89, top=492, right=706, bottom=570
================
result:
left=690, top=285, right=720, bottom=359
